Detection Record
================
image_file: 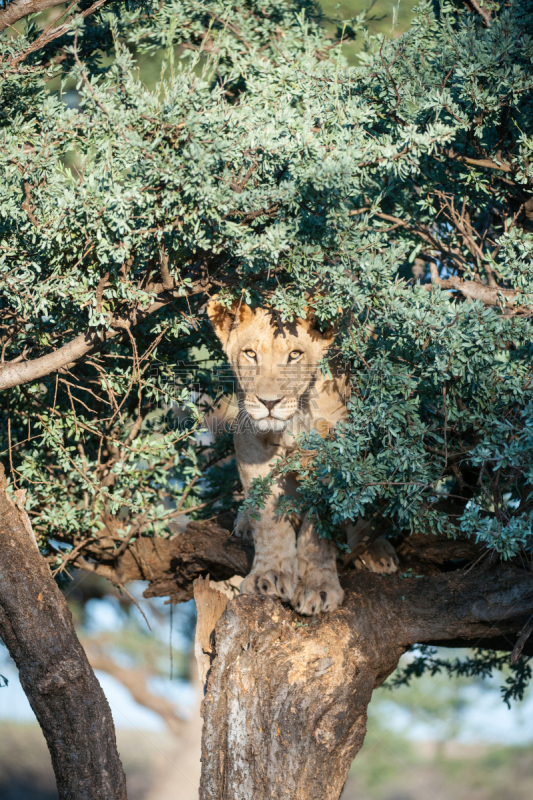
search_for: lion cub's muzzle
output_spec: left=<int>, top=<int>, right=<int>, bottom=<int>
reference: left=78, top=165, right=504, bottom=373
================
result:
left=244, top=395, right=299, bottom=431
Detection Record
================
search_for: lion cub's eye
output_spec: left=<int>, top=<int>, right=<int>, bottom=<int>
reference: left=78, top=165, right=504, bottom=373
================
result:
left=243, top=350, right=257, bottom=360
left=288, top=350, right=303, bottom=362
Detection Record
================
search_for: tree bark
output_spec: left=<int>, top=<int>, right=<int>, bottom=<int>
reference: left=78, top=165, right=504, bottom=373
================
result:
left=0, top=464, right=127, bottom=800
left=75, top=516, right=484, bottom=602
left=72, top=516, right=533, bottom=800
left=0, top=0, right=65, bottom=32
left=198, top=566, right=533, bottom=800
left=75, top=518, right=254, bottom=602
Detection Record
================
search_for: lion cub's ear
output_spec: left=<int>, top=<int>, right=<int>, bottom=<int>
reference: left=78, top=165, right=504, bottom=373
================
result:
left=298, top=307, right=339, bottom=346
left=207, top=298, right=254, bottom=349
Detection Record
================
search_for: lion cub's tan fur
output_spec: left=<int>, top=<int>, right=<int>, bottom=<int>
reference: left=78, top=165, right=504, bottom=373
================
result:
left=208, top=299, right=397, bottom=614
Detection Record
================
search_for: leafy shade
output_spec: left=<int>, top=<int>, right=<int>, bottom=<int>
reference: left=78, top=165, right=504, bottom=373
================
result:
left=0, top=0, right=532, bottom=590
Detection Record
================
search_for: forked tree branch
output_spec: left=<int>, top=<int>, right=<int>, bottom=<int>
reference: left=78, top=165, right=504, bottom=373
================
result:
left=74, top=516, right=533, bottom=800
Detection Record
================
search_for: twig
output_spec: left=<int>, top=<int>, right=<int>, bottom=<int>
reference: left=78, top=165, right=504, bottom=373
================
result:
left=66, top=382, right=79, bottom=439
left=113, top=512, right=149, bottom=559
left=21, top=181, right=39, bottom=226
left=511, top=612, right=533, bottom=664
left=165, top=491, right=234, bottom=520
left=9, top=0, right=113, bottom=66
left=52, top=536, right=94, bottom=576
left=464, top=0, right=492, bottom=27
left=117, top=583, right=152, bottom=630
left=36, top=414, right=105, bottom=498
left=73, top=31, right=109, bottom=115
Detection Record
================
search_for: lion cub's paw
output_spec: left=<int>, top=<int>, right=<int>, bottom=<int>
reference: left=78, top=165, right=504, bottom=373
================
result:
left=240, top=562, right=298, bottom=603
left=291, top=575, right=344, bottom=615
left=355, top=539, right=399, bottom=574
left=233, top=511, right=254, bottom=543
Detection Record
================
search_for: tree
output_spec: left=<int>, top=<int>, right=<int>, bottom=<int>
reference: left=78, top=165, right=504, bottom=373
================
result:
left=1, top=0, right=533, bottom=798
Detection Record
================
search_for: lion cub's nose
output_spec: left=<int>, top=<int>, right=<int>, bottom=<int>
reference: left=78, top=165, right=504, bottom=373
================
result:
left=259, top=398, right=280, bottom=412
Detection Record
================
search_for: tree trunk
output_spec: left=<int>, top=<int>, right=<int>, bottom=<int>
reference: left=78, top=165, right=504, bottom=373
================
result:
left=199, top=567, right=533, bottom=800
left=0, top=465, right=127, bottom=800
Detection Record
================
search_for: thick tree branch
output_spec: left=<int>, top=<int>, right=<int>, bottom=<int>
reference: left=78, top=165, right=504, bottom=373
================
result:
left=76, top=519, right=254, bottom=603
left=426, top=273, right=531, bottom=314
left=342, top=566, right=533, bottom=651
left=75, top=518, right=420, bottom=604
left=199, top=564, right=533, bottom=800
left=75, top=518, right=533, bottom=656
left=0, top=463, right=127, bottom=799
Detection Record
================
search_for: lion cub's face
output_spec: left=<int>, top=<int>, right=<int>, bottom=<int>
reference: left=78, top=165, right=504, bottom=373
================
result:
left=208, top=300, right=334, bottom=432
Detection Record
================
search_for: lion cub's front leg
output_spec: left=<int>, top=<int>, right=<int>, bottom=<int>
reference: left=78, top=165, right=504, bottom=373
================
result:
left=236, top=433, right=299, bottom=603
left=292, top=513, right=344, bottom=615
left=239, top=495, right=298, bottom=602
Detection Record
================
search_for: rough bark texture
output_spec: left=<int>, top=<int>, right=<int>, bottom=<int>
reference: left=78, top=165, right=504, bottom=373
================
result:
left=194, top=575, right=229, bottom=685
left=0, top=466, right=127, bottom=800
left=72, top=515, right=533, bottom=800
left=198, top=566, right=533, bottom=800
left=75, top=517, right=484, bottom=602
left=77, top=518, right=254, bottom=602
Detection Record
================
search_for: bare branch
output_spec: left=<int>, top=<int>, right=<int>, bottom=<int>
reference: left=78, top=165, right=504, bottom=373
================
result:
left=72, top=29, right=108, bottom=115
left=427, top=274, right=531, bottom=314
left=21, top=181, right=39, bottom=226
left=437, top=146, right=513, bottom=174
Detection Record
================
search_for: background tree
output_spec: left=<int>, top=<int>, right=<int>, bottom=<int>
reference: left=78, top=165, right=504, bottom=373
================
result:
left=1, top=0, right=533, bottom=798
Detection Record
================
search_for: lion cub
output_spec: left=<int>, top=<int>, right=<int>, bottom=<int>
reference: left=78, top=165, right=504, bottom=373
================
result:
left=208, top=299, right=398, bottom=614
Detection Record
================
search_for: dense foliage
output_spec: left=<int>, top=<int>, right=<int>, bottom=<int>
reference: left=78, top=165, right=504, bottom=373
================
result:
left=0, top=0, right=532, bottom=598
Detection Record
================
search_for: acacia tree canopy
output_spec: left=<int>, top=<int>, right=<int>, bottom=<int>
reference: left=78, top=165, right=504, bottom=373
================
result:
left=1, top=0, right=533, bottom=707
